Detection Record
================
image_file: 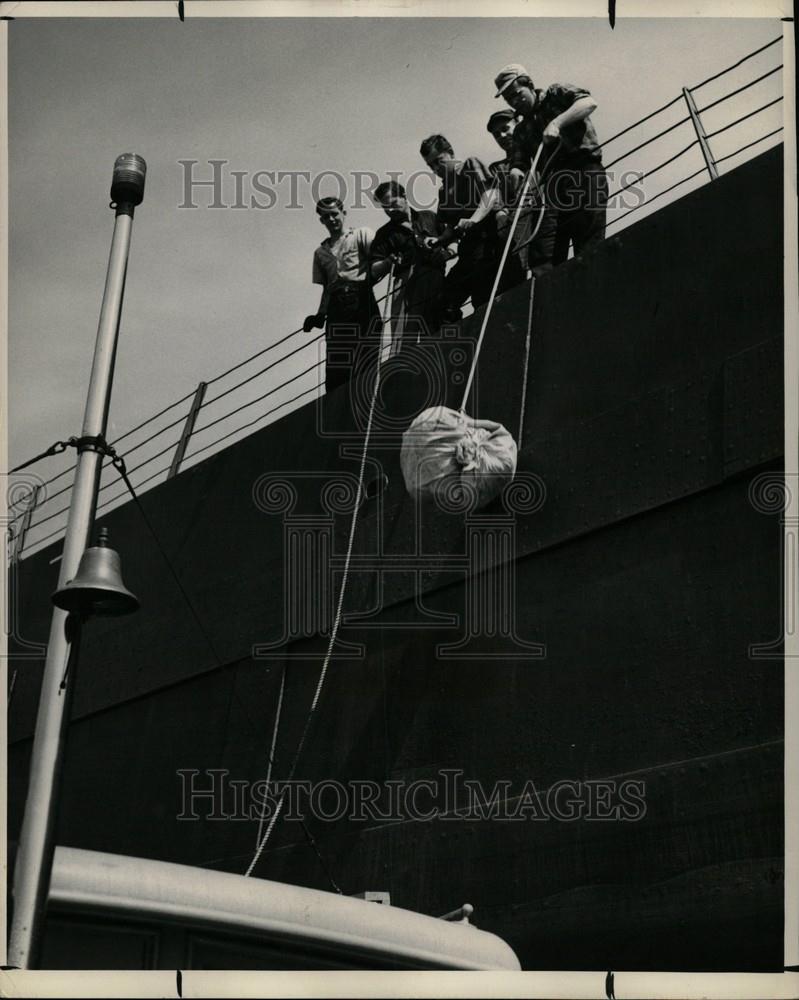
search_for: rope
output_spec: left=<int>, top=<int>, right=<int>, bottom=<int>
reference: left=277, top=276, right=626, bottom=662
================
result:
left=207, top=325, right=311, bottom=387
left=517, top=276, right=536, bottom=450
left=607, top=139, right=698, bottom=200
left=714, top=126, right=783, bottom=165
left=110, top=386, right=197, bottom=447
left=191, top=360, right=320, bottom=439
left=253, top=663, right=286, bottom=850
left=182, top=383, right=320, bottom=464
left=597, top=94, right=684, bottom=151
left=244, top=268, right=394, bottom=878
left=458, top=147, right=543, bottom=415
left=705, top=96, right=783, bottom=140
left=696, top=64, right=782, bottom=115
left=7, top=462, right=75, bottom=516
left=606, top=166, right=707, bottom=230
left=300, top=818, right=343, bottom=894
left=691, top=35, right=781, bottom=91
left=201, top=333, right=324, bottom=410
left=8, top=439, right=72, bottom=474
left=603, top=115, right=691, bottom=170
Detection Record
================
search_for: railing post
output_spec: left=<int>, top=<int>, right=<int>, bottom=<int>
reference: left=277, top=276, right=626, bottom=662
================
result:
left=682, top=87, right=719, bottom=180
left=11, top=484, right=42, bottom=564
left=168, top=381, right=207, bottom=479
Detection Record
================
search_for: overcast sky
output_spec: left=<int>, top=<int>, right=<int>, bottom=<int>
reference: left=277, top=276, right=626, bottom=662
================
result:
left=6, top=13, right=784, bottom=548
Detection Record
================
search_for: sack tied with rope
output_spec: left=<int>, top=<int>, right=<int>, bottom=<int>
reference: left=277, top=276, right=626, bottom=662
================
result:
left=400, top=405, right=517, bottom=509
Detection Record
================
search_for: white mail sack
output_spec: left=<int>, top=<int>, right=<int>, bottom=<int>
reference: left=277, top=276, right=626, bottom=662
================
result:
left=400, top=405, right=517, bottom=509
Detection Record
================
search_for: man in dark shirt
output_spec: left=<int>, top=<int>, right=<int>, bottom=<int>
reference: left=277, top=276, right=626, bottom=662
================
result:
left=419, top=133, right=503, bottom=319
left=486, top=109, right=548, bottom=283
left=370, top=180, right=452, bottom=351
left=494, top=63, right=608, bottom=265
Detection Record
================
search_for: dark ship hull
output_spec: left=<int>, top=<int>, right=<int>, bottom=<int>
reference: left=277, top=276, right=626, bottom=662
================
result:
left=8, top=146, right=784, bottom=971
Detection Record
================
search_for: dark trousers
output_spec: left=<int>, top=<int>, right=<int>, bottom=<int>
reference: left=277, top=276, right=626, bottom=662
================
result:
left=511, top=197, right=558, bottom=278
left=443, top=251, right=493, bottom=311
left=443, top=234, right=525, bottom=314
left=546, top=160, right=608, bottom=265
left=324, top=279, right=381, bottom=394
left=404, top=265, right=446, bottom=337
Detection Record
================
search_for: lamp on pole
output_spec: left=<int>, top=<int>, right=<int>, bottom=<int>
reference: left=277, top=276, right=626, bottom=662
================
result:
left=8, top=154, right=146, bottom=969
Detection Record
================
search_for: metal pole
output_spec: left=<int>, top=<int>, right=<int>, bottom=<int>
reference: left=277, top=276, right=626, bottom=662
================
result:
left=682, top=87, right=719, bottom=181
left=11, top=484, right=42, bottom=564
left=168, top=381, right=207, bottom=479
left=8, top=154, right=146, bottom=969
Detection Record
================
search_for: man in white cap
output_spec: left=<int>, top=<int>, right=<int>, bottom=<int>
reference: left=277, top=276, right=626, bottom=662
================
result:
left=493, top=63, right=608, bottom=265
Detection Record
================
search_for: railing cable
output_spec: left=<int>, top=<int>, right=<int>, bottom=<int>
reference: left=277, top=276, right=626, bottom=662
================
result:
left=690, top=35, right=781, bottom=91
left=705, top=96, right=784, bottom=140
left=604, top=115, right=691, bottom=170
left=714, top=126, right=784, bottom=165
left=608, top=139, right=699, bottom=200
left=695, top=64, right=783, bottom=115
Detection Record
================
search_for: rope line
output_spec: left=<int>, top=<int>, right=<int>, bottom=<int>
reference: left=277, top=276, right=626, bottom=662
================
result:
left=690, top=35, right=781, bottom=91
left=201, top=334, right=324, bottom=409
left=458, top=140, right=562, bottom=414
left=517, top=276, right=536, bottom=451
left=695, top=64, right=783, bottom=115
left=606, top=166, right=707, bottom=230
left=300, top=818, right=343, bottom=894
left=604, top=115, right=691, bottom=170
left=109, top=387, right=197, bottom=447
left=244, top=269, right=394, bottom=878
left=705, top=96, right=783, bottom=140
left=254, top=664, right=287, bottom=852
left=597, top=94, right=684, bottom=150
left=184, top=385, right=321, bottom=464
left=207, top=325, right=310, bottom=386
left=191, top=359, right=321, bottom=439
left=608, top=139, right=698, bottom=200
left=8, top=439, right=71, bottom=475
left=714, top=126, right=784, bottom=164
left=7, top=461, right=75, bottom=516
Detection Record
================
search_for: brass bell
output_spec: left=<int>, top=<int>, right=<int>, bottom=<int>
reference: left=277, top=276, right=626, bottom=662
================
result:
left=52, top=528, right=139, bottom=617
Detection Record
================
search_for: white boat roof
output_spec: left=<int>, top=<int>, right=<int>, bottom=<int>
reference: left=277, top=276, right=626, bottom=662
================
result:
left=49, top=846, right=521, bottom=971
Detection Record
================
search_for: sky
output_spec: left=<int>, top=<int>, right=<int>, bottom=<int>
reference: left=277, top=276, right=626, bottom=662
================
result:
left=5, top=11, right=785, bottom=552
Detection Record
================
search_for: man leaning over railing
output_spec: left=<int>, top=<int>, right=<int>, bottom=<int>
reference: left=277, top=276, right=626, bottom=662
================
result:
left=494, top=63, right=608, bottom=266
left=370, top=180, right=452, bottom=354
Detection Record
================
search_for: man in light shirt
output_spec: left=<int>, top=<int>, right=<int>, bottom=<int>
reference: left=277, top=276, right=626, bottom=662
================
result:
left=303, top=197, right=380, bottom=393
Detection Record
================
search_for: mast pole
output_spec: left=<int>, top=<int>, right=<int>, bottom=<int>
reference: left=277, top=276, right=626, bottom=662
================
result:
left=7, top=154, right=146, bottom=969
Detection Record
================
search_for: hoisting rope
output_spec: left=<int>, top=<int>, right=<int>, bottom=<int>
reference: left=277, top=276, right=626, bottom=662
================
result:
left=458, top=140, right=560, bottom=415
left=253, top=662, right=285, bottom=850
left=517, top=276, right=537, bottom=450
left=244, top=266, right=396, bottom=879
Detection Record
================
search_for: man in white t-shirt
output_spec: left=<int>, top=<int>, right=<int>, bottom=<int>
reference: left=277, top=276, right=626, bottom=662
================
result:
left=303, top=197, right=380, bottom=394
